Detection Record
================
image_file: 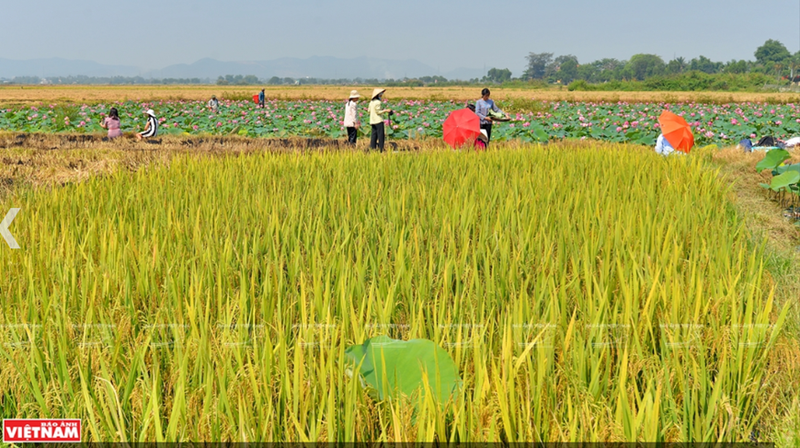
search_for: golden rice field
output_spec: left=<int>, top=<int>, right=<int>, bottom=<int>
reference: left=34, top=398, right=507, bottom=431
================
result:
left=3, top=84, right=800, bottom=106
left=0, top=142, right=799, bottom=443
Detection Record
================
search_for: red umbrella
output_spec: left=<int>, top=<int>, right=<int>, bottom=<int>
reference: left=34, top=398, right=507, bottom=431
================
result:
left=658, top=110, right=694, bottom=153
left=443, top=109, right=480, bottom=149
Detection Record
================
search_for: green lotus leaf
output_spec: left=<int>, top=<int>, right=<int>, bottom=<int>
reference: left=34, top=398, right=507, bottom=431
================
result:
left=756, top=149, right=790, bottom=173
left=344, top=335, right=462, bottom=405
left=770, top=170, right=800, bottom=191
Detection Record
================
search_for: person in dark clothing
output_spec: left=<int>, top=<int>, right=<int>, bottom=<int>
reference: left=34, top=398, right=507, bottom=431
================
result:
left=368, top=88, right=392, bottom=152
left=474, top=88, right=506, bottom=146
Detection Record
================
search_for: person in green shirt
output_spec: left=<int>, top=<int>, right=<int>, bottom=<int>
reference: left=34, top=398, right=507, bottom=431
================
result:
left=368, top=88, right=393, bottom=152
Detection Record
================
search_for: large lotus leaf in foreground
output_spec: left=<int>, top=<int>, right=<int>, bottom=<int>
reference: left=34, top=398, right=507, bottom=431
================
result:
left=344, top=336, right=462, bottom=405
left=755, top=149, right=790, bottom=173
left=769, top=170, right=800, bottom=191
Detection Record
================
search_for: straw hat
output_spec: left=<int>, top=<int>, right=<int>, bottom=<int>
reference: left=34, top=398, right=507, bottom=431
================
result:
left=477, top=129, right=489, bottom=142
left=146, top=109, right=156, bottom=117
left=349, top=90, right=360, bottom=99
left=371, top=88, right=386, bottom=99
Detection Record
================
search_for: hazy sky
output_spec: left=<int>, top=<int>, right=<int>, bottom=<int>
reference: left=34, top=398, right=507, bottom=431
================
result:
left=2, top=0, right=800, bottom=75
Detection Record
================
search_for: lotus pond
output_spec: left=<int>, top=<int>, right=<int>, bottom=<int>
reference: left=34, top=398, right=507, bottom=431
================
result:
left=2, top=99, right=800, bottom=147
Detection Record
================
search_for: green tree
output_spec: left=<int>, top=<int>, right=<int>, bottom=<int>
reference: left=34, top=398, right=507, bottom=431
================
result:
left=420, top=75, right=447, bottom=84
left=523, top=52, right=553, bottom=79
left=591, top=58, right=625, bottom=82
left=724, top=60, right=748, bottom=74
left=624, top=54, right=665, bottom=80
left=576, top=63, right=598, bottom=82
left=755, top=39, right=790, bottom=68
left=689, top=56, right=721, bottom=74
left=483, top=68, right=512, bottom=83
left=545, top=55, right=578, bottom=80
left=559, top=59, right=578, bottom=83
left=790, top=52, right=800, bottom=81
left=665, top=58, right=685, bottom=75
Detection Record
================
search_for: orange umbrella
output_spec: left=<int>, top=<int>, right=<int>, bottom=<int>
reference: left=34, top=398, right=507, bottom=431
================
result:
left=443, top=109, right=481, bottom=149
left=658, top=110, right=694, bottom=153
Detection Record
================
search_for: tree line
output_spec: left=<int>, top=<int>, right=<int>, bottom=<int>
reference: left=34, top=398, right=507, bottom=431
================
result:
left=515, top=39, right=800, bottom=86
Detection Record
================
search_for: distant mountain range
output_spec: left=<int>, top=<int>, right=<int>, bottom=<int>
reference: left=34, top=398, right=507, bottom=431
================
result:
left=0, top=56, right=487, bottom=81
left=0, top=58, right=140, bottom=78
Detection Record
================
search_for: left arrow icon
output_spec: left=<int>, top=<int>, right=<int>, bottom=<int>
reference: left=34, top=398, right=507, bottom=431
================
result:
left=0, top=208, right=20, bottom=249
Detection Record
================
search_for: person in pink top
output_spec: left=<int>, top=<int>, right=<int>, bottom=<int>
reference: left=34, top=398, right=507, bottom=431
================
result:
left=100, top=108, right=122, bottom=139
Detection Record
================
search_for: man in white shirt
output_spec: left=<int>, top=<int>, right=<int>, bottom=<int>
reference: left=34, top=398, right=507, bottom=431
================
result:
left=655, top=134, right=675, bottom=156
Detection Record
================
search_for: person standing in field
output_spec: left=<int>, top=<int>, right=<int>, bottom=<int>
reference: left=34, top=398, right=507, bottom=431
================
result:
left=258, top=89, right=266, bottom=108
left=207, top=95, right=219, bottom=111
left=136, top=109, right=158, bottom=140
left=343, top=90, right=361, bottom=145
left=99, top=107, right=122, bottom=139
left=465, top=102, right=487, bottom=150
left=654, top=134, right=676, bottom=156
left=369, top=88, right=393, bottom=152
left=474, top=88, right=506, bottom=146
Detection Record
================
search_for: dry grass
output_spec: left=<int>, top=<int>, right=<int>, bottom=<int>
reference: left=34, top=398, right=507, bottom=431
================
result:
left=0, top=131, right=452, bottom=194
left=712, top=148, right=800, bottom=245
left=709, top=147, right=800, bottom=443
left=2, top=85, right=800, bottom=106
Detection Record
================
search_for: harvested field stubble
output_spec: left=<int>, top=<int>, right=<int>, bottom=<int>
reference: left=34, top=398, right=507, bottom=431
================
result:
left=0, top=142, right=797, bottom=443
left=0, top=132, right=434, bottom=197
